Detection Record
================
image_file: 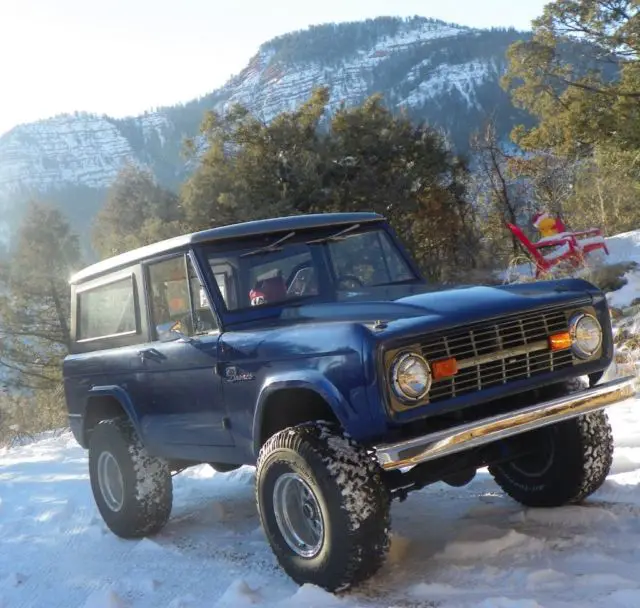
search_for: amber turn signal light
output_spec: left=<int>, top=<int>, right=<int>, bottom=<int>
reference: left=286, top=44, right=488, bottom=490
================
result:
left=549, top=332, right=572, bottom=351
left=432, top=357, right=458, bottom=380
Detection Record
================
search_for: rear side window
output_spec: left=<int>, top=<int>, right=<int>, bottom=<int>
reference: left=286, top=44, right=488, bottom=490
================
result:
left=77, top=276, right=138, bottom=341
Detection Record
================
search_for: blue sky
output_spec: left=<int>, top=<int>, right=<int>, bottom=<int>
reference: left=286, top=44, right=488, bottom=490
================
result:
left=0, top=0, right=549, bottom=136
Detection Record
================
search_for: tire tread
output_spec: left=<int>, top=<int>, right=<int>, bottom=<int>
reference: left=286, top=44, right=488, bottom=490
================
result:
left=89, top=417, right=173, bottom=538
left=256, top=421, right=390, bottom=591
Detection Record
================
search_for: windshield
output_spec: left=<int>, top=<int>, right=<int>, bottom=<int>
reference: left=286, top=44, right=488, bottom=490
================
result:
left=203, top=225, right=417, bottom=312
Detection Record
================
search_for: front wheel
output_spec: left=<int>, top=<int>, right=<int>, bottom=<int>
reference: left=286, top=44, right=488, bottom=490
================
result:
left=255, top=422, right=390, bottom=592
left=489, top=410, right=614, bottom=507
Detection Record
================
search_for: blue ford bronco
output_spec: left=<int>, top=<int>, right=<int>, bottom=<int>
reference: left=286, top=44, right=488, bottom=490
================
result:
left=64, top=212, right=634, bottom=591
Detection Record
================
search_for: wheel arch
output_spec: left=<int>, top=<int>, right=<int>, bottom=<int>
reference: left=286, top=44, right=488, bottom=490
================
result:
left=82, top=385, right=142, bottom=447
left=252, top=378, right=350, bottom=456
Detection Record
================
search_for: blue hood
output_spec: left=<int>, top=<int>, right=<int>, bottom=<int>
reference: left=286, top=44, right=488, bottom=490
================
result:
left=232, top=277, right=599, bottom=338
left=297, top=275, right=590, bottom=311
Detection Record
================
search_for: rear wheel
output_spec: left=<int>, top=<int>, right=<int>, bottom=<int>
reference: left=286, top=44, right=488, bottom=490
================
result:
left=255, top=422, right=390, bottom=591
left=489, top=410, right=613, bottom=507
left=88, top=418, right=173, bottom=538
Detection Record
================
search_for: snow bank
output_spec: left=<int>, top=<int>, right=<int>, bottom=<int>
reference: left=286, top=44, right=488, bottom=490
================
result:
left=216, top=579, right=263, bottom=606
left=607, top=269, right=640, bottom=309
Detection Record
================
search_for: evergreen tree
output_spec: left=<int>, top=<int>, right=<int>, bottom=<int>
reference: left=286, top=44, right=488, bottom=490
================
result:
left=92, top=164, right=184, bottom=259
left=181, top=88, right=330, bottom=229
left=503, top=0, right=639, bottom=154
left=182, top=88, right=480, bottom=282
left=324, top=95, right=479, bottom=281
left=0, top=202, right=82, bottom=391
left=501, top=1, right=640, bottom=236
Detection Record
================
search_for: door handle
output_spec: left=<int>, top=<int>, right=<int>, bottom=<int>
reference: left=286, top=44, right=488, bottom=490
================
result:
left=138, top=348, right=164, bottom=363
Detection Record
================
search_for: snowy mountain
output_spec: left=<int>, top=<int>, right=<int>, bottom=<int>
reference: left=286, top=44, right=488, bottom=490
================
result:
left=0, top=18, right=531, bottom=240
left=217, top=19, right=482, bottom=122
left=0, top=112, right=179, bottom=201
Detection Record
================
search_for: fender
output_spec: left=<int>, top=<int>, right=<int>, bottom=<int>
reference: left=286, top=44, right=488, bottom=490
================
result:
left=84, top=385, right=143, bottom=440
left=252, top=371, right=367, bottom=456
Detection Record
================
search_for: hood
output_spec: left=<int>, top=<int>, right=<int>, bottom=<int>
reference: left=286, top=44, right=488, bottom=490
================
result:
left=241, top=276, right=600, bottom=334
left=220, top=277, right=600, bottom=362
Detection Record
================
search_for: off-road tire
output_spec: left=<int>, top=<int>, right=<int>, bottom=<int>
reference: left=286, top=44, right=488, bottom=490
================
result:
left=88, top=418, right=173, bottom=538
left=489, top=410, right=614, bottom=508
left=255, top=422, right=390, bottom=592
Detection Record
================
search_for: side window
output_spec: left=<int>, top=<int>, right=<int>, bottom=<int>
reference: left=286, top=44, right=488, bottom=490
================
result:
left=78, top=276, right=138, bottom=341
left=147, top=256, right=218, bottom=339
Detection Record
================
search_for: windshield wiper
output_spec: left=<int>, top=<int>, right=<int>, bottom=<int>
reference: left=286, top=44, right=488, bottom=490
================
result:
left=306, top=223, right=361, bottom=245
left=240, top=231, right=296, bottom=258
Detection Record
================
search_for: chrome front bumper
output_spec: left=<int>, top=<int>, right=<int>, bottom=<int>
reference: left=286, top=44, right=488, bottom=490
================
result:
left=376, top=376, right=636, bottom=471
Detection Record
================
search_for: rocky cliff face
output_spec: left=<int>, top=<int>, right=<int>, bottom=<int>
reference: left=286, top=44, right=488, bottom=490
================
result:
left=209, top=19, right=527, bottom=148
left=0, top=17, right=530, bottom=242
left=0, top=112, right=174, bottom=199
left=219, top=21, right=469, bottom=120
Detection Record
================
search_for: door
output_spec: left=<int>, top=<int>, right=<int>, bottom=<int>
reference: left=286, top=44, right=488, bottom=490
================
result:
left=139, top=253, right=234, bottom=447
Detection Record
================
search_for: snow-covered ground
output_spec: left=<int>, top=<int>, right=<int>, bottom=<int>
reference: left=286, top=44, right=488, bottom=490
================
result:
left=4, top=229, right=640, bottom=608
left=2, top=404, right=640, bottom=608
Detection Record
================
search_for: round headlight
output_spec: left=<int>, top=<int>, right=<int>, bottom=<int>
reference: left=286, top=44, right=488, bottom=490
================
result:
left=569, top=313, right=602, bottom=359
left=391, top=352, right=432, bottom=402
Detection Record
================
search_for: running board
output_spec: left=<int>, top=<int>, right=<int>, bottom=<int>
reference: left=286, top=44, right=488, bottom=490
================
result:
left=375, top=376, right=636, bottom=471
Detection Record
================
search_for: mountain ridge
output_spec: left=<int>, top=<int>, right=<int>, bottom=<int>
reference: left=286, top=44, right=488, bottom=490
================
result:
left=0, top=16, right=533, bottom=248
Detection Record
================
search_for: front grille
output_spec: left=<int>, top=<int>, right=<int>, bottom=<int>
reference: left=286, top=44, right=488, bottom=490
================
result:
left=422, top=308, right=575, bottom=403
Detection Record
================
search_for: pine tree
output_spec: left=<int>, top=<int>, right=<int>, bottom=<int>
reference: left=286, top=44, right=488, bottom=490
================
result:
left=92, top=163, right=184, bottom=259
left=182, top=88, right=480, bottom=282
left=181, top=87, right=331, bottom=229
left=325, top=95, right=479, bottom=281
left=501, top=1, right=640, bottom=237
left=0, top=202, right=82, bottom=391
left=503, top=0, right=640, bottom=154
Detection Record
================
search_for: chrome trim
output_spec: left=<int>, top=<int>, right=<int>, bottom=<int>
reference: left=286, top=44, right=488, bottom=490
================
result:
left=76, top=329, right=139, bottom=344
left=376, top=376, right=636, bottom=471
left=391, top=352, right=432, bottom=402
left=455, top=340, right=549, bottom=370
left=569, top=312, right=602, bottom=359
left=420, top=308, right=573, bottom=403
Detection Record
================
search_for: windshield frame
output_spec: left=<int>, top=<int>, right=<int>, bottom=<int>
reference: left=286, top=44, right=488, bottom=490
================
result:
left=191, top=220, right=424, bottom=327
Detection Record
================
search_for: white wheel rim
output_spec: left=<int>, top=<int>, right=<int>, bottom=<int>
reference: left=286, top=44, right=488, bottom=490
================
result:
left=273, top=473, right=324, bottom=558
left=97, top=451, right=125, bottom=512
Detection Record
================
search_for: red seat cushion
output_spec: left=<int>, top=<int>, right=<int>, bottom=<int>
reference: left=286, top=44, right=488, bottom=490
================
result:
left=250, top=276, right=287, bottom=305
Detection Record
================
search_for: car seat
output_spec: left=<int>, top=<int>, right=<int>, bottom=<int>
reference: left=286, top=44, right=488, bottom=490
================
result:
left=250, top=275, right=287, bottom=306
